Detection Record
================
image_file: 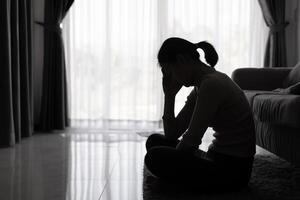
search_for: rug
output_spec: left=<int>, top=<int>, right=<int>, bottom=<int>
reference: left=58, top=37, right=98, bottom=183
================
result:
left=142, top=154, right=300, bottom=200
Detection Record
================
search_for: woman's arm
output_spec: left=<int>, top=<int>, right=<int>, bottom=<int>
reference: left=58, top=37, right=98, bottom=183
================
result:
left=177, top=79, right=221, bottom=151
left=162, top=95, right=176, bottom=139
left=163, top=88, right=197, bottom=140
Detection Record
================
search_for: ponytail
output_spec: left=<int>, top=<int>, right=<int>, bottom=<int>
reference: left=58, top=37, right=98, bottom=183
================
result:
left=196, top=41, right=218, bottom=68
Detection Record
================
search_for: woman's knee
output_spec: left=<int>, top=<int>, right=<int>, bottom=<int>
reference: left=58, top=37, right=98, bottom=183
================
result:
left=145, top=134, right=166, bottom=151
left=145, top=134, right=180, bottom=151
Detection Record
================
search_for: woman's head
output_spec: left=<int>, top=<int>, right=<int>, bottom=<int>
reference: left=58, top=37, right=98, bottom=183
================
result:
left=158, top=37, right=218, bottom=68
left=158, top=37, right=200, bottom=65
left=157, top=37, right=218, bottom=86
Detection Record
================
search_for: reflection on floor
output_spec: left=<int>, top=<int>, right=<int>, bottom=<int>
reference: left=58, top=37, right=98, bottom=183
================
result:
left=0, top=128, right=269, bottom=200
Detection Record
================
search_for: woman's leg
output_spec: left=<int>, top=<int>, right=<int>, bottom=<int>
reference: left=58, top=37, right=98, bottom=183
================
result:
left=145, top=134, right=179, bottom=151
left=144, top=146, right=252, bottom=192
left=145, top=146, right=216, bottom=184
left=207, top=150, right=254, bottom=189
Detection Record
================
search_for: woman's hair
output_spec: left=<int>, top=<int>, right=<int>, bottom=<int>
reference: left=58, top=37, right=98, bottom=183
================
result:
left=157, top=37, right=218, bottom=68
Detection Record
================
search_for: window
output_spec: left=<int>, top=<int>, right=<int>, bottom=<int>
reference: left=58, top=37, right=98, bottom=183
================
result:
left=63, top=0, right=267, bottom=128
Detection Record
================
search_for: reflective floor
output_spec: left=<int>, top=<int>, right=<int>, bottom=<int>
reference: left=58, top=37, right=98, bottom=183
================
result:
left=0, top=128, right=269, bottom=200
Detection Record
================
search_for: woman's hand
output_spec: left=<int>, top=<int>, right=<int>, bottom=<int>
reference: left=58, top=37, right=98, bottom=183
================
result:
left=162, top=68, right=182, bottom=97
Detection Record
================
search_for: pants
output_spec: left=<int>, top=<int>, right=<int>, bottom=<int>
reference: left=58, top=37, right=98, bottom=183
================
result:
left=144, top=134, right=254, bottom=192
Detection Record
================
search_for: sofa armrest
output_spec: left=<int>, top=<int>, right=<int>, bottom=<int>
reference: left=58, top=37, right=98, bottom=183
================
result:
left=231, top=67, right=292, bottom=91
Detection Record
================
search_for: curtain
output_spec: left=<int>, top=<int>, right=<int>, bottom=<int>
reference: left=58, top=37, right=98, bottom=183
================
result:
left=258, top=0, right=288, bottom=67
left=63, top=0, right=268, bottom=129
left=0, top=0, right=33, bottom=146
left=37, top=0, right=74, bottom=131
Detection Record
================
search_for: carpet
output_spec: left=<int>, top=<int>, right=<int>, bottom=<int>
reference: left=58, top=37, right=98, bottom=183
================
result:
left=142, top=154, right=300, bottom=200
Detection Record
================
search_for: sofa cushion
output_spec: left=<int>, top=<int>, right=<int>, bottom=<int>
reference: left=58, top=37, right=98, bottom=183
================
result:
left=244, top=90, right=277, bottom=107
left=284, top=62, right=300, bottom=87
left=252, top=94, right=300, bottom=128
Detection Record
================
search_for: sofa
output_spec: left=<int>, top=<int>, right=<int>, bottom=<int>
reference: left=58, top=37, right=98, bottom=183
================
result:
left=231, top=63, right=300, bottom=166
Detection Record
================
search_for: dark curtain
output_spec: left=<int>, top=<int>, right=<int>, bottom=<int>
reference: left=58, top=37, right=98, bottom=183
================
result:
left=37, top=0, right=74, bottom=131
left=0, top=0, right=33, bottom=146
left=258, top=0, right=288, bottom=67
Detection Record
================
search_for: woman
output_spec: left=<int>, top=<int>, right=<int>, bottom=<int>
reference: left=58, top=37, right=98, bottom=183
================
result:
left=144, top=37, right=255, bottom=192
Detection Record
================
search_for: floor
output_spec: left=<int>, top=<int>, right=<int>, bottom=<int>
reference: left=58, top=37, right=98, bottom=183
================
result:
left=0, top=128, right=269, bottom=200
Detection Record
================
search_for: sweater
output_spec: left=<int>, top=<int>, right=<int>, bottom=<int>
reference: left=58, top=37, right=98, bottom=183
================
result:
left=167, top=71, right=256, bottom=157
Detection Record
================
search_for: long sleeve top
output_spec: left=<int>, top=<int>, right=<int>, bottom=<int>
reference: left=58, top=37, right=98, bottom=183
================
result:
left=163, top=71, right=256, bottom=157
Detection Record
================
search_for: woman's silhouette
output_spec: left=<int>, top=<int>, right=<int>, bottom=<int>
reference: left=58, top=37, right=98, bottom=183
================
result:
left=144, top=37, right=255, bottom=192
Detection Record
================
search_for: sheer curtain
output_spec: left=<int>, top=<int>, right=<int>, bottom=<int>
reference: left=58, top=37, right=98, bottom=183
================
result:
left=63, top=0, right=267, bottom=129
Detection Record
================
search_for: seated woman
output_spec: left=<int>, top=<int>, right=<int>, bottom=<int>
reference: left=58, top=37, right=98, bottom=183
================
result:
left=144, top=37, right=255, bottom=192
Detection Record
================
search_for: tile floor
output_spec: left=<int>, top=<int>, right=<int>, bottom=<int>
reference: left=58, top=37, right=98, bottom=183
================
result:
left=0, top=128, right=268, bottom=200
